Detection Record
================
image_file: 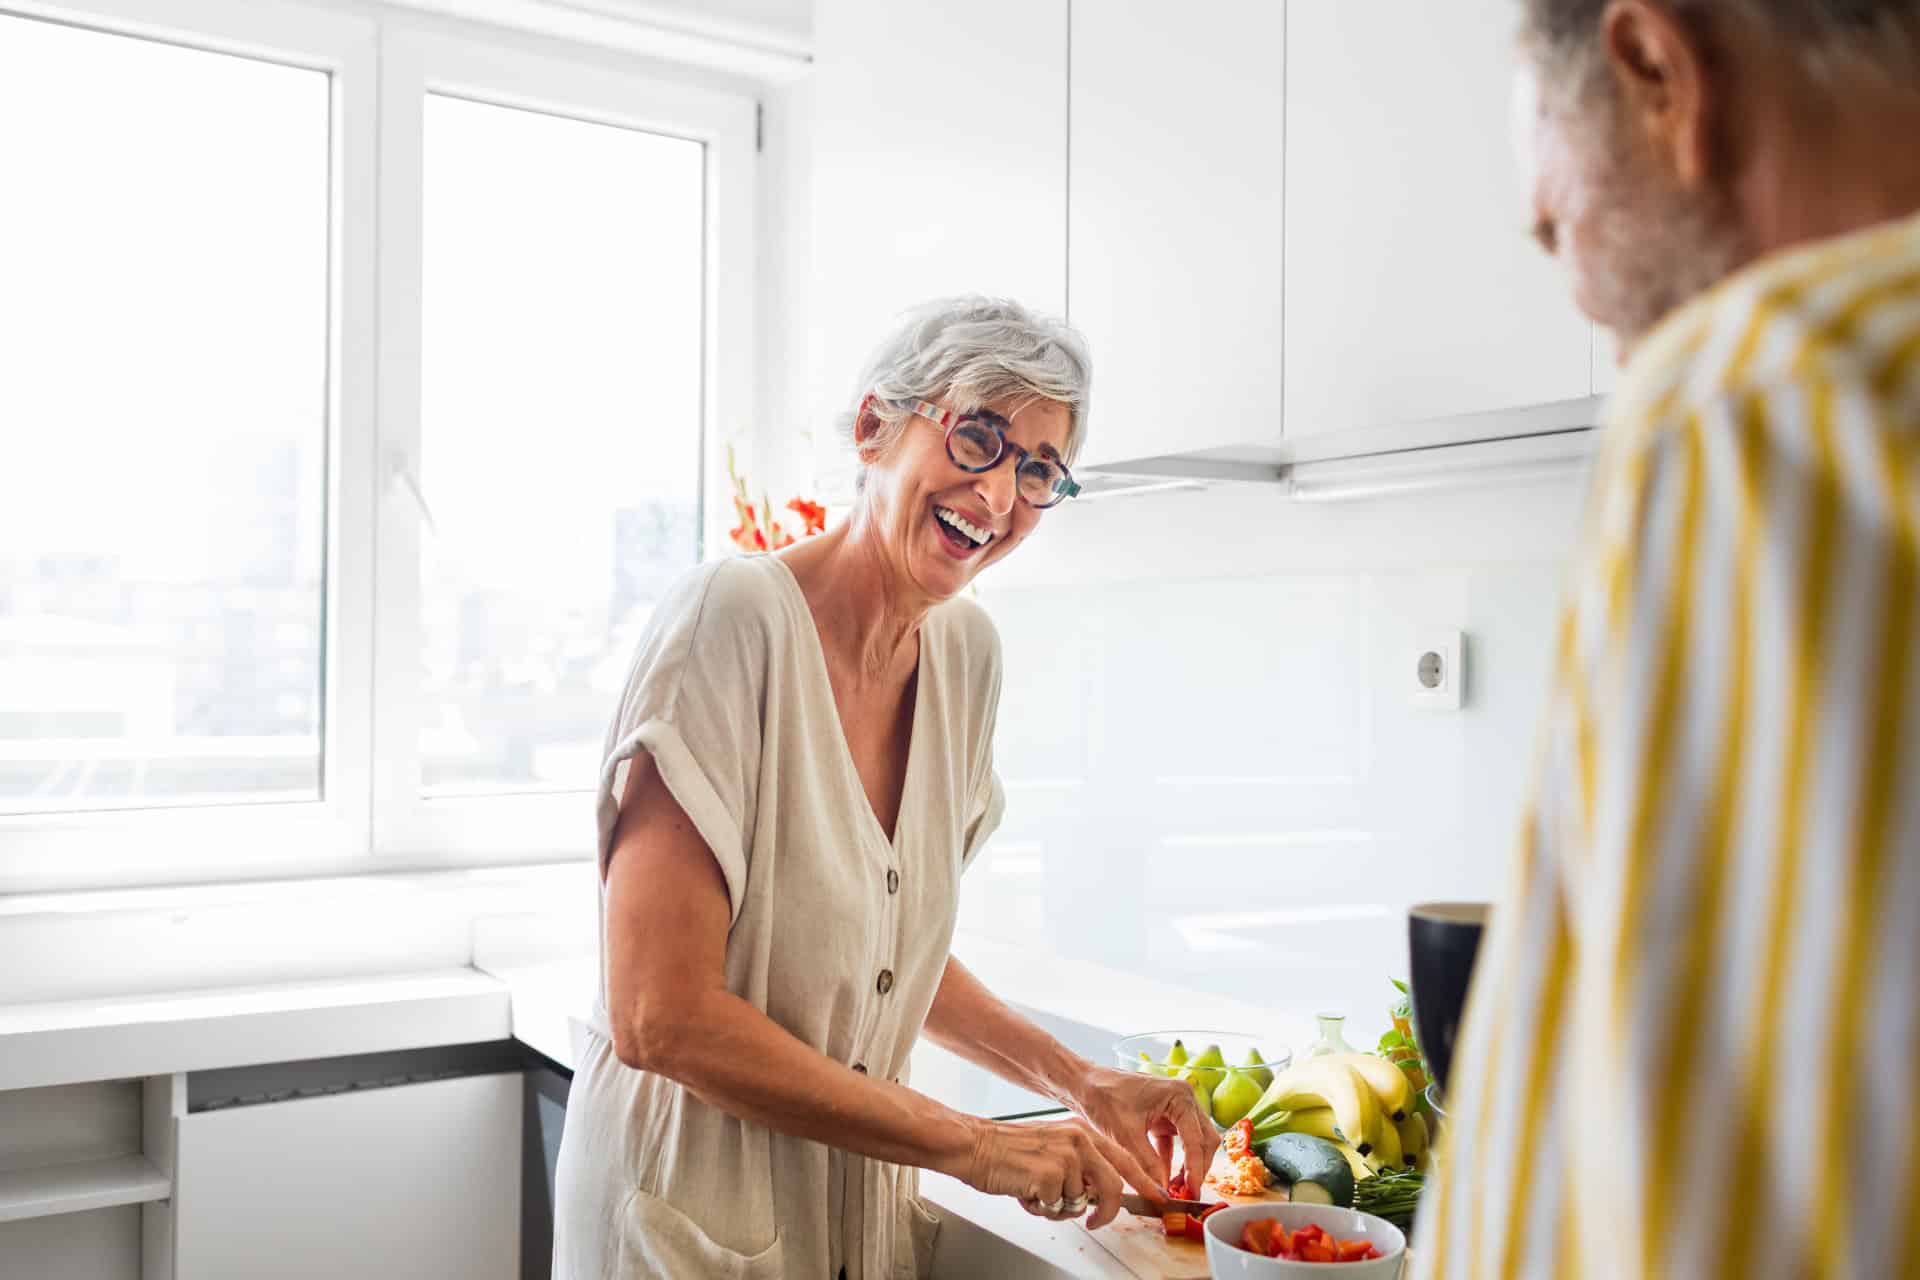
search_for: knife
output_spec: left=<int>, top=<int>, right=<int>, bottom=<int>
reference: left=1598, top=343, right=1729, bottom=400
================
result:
left=1117, top=1193, right=1215, bottom=1218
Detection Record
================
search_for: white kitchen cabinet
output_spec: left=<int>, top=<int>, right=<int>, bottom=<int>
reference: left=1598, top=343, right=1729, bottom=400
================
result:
left=1282, top=0, right=1594, bottom=442
left=809, top=0, right=1067, bottom=487
left=1067, top=1, right=1287, bottom=470
left=173, top=1073, right=519, bottom=1280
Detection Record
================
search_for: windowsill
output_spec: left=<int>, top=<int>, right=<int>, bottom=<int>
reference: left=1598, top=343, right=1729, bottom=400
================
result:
left=0, top=859, right=601, bottom=1009
left=0, top=858, right=597, bottom=921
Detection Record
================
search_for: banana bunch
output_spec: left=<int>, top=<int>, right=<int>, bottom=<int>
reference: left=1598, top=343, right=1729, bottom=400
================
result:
left=1243, top=1053, right=1430, bottom=1173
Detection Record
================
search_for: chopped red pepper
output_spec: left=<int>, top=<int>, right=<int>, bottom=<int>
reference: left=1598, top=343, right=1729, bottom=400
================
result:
left=1231, top=1215, right=1384, bottom=1263
left=1162, top=1212, right=1187, bottom=1237
left=1183, top=1214, right=1206, bottom=1243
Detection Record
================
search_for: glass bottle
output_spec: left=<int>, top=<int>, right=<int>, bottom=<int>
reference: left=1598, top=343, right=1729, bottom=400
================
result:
left=1304, top=1012, right=1355, bottom=1060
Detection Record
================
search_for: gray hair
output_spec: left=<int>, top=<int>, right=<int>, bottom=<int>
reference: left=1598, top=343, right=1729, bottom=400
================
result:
left=840, top=296, right=1092, bottom=482
left=1520, top=0, right=1920, bottom=94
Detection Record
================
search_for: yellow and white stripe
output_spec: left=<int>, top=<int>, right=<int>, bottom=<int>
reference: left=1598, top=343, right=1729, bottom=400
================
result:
left=1413, top=208, right=1920, bottom=1280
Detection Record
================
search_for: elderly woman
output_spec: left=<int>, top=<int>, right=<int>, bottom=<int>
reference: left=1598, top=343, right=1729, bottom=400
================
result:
left=553, top=297, right=1217, bottom=1279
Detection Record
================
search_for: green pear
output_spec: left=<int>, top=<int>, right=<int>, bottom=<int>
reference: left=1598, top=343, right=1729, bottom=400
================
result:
left=1189, top=1074, right=1214, bottom=1116
left=1181, top=1043, right=1228, bottom=1097
left=1138, top=1050, right=1171, bottom=1078
left=1241, top=1047, right=1275, bottom=1092
left=1165, top=1039, right=1191, bottom=1071
left=1211, top=1067, right=1264, bottom=1127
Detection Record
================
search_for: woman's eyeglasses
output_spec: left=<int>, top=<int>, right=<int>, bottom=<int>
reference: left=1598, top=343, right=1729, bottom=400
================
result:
left=896, top=399, right=1081, bottom=509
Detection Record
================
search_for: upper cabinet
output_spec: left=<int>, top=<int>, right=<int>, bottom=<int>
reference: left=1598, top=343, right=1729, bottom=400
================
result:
left=809, top=0, right=1606, bottom=484
left=1067, top=1, right=1286, bottom=471
left=809, top=0, right=1067, bottom=481
left=1281, top=0, right=1594, bottom=443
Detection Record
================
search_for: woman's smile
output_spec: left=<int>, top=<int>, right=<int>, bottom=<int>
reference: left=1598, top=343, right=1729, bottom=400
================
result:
left=931, top=502, right=995, bottom=557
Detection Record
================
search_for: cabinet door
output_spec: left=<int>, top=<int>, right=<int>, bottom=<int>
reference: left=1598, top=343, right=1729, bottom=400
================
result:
left=1283, top=0, right=1593, bottom=441
left=174, top=1074, right=519, bottom=1280
left=1068, top=0, right=1286, bottom=470
left=809, top=0, right=1067, bottom=480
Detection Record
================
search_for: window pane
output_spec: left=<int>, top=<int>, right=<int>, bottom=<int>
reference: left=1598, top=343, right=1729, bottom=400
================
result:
left=0, top=17, right=330, bottom=813
left=419, top=95, right=704, bottom=795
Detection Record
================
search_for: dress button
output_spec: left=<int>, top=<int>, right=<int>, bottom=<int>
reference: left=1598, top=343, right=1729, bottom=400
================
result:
left=876, top=968, right=895, bottom=995
left=886, top=868, right=900, bottom=895
left=852, top=1062, right=867, bottom=1075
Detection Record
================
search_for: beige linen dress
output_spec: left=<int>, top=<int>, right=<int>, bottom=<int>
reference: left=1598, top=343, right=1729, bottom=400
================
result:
left=552, top=554, right=1006, bottom=1280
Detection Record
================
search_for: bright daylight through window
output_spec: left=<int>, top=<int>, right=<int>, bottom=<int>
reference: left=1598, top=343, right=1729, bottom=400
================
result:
left=0, top=14, right=329, bottom=814
left=418, top=95, right=705, bottom=796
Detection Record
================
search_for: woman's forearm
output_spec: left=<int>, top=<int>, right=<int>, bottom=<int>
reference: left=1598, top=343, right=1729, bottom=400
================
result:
left=919, top=956, right=1094, bottom=1111
left=630, top=985, right=982, bottom=1178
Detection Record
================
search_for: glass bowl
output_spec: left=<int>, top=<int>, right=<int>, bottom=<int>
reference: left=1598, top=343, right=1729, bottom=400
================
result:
left=1112, top=1029, right=1293, bottom=1114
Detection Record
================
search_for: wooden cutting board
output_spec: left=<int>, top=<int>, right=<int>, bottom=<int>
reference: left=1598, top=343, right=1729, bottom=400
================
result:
left=1082, top=1148, right=1290, bottom=1280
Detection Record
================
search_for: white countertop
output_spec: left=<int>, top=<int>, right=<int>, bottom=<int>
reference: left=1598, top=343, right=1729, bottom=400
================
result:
left=0, top=968, right=511, bottom=1093
left=0, top=957, right=1130, bottom=1277
left=0, top=882, right=1383, bottom=1279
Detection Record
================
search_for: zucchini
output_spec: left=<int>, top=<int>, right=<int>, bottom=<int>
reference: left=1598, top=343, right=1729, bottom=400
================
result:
left=1255, top=1132, right=1357, bottom=1209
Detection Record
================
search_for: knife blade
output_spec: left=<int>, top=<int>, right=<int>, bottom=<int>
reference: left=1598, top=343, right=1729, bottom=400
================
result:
left=1117, top=1192, right=1215, bottom=1218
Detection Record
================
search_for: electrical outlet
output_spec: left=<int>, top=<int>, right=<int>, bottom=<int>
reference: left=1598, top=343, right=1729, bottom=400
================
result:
left=1411, top=629, right=1465, bottom=711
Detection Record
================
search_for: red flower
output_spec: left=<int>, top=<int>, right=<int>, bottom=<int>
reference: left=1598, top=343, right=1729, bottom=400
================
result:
left=786, top=497, right=827, bottom=536
left=728, top=522, right=768, bottom=552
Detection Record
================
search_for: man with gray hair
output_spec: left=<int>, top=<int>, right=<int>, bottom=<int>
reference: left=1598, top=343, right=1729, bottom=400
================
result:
left=1417, top=2, right=1920, bottom=1277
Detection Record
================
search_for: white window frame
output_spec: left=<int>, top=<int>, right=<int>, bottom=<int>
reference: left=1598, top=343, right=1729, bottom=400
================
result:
left=370, top=26, right=756, bottom=864
left=0, top=0, right=757, bottom=892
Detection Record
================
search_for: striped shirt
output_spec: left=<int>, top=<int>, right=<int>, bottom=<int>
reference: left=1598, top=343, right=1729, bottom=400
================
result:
left=1413, top=208, right=1920, bottom=1280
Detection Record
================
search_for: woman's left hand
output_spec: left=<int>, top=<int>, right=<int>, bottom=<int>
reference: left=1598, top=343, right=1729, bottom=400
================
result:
left=1070, top=1065, right=1220, bottom=1196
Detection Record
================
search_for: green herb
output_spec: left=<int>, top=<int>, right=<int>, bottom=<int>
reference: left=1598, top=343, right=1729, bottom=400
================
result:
left=1352, top=1168, right=1425, bottom=1230
left=1375, top=977, right=1434, bottom=1114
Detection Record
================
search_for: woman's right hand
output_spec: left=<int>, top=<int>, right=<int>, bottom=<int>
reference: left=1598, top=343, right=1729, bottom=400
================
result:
left=959, top=1116, right=1165, bottom=1231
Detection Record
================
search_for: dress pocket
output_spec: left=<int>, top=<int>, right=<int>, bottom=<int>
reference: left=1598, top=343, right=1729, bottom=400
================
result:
left=891, top=1191, right=942, bottom=1279
left=615, top=1187, right=785, bottom=1280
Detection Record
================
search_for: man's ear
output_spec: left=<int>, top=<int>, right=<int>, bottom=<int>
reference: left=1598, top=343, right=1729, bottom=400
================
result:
left=1600, top=0, right=1715, bottom=186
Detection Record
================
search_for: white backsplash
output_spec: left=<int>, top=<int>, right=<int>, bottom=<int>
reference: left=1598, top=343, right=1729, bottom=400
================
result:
left=959, top=469, right=1587, bottom=1041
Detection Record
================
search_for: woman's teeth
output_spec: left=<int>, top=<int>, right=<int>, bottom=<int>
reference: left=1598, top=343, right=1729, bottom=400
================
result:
left=935, top=506, right=992, bottom=547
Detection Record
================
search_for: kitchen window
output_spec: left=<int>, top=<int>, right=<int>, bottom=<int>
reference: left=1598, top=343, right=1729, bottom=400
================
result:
left=0, top=0, right=756, bottom=890
left=0, top=12, right=331, bottom=815
left=415, top=94, right=705, bottom=799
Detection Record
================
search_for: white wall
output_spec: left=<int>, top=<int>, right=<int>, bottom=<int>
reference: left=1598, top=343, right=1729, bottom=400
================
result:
left=584, top=0, right=809, bottom=49
left=959, top=468, right=1587, bottom=1044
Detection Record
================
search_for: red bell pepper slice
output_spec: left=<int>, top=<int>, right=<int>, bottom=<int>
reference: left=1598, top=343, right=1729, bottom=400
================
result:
left=1183, top=1214, right=1207, bottom=1243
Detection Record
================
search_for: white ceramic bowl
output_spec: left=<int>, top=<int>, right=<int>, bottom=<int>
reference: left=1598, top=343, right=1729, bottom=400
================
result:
left=1201, top=1202, right=1406, bottom=1278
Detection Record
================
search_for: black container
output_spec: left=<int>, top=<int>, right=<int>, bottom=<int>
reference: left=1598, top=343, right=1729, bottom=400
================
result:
left=1407, top=902, right=1489, bottom=1098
